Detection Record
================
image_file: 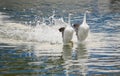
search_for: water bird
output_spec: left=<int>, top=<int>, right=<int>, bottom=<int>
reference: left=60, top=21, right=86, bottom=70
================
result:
left=73, top=11, right=90, bottom=43
left=59, top=13, right=74, bottom=46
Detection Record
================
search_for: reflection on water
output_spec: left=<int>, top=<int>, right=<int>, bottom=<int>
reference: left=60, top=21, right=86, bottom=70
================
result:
left=0, top=43, right=63, bottom=76
left=62, top=43, right=88, bottom=76
left=0, top=0, right=120, bottom=76
left=0, top=32, right=120, bottom=76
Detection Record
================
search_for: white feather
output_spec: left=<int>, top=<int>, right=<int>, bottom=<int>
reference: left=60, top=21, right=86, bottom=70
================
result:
left=63, top=25, right=74, bottom=45
left=78, top=11, right=90, bottom=42
left=63, top=13, right=74, bottom=45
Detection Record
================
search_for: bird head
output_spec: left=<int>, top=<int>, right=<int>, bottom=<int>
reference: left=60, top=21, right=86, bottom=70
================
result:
left=58, top=27, right=65, bottom=32
left=85, top=10, right=91, bottom=13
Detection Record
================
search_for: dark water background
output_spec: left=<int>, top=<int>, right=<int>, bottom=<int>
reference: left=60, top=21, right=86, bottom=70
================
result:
left=0, top=0, right=120, bottom=76
left=0, top=0, right=119, bottom=25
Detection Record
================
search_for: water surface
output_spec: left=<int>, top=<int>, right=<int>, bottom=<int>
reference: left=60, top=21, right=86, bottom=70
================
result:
left=0, top=0, right=120, bottom=76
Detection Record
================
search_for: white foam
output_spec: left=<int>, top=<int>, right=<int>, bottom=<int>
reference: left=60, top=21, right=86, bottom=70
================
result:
left=0, top=12, right=68, bottom=44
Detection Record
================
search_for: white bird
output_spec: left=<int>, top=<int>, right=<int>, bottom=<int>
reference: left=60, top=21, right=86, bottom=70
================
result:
left=63, top=13, right=74, bottom=45
left=77, top=11, right=90, bottom=42
left=59, top=13, right=74, bottom=46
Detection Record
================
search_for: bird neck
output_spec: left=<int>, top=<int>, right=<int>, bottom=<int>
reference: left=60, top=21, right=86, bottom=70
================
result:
left=82, top=12, right=87, bottom=24
left=68, top=13, right=72, bottom=25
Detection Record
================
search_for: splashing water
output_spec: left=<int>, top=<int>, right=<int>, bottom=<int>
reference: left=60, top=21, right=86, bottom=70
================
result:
left=0, top=12, right=68, bottom=44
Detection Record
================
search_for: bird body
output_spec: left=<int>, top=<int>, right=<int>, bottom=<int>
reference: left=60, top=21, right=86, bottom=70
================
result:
left=63, top=13, right=74, bottom=45
left=63, top=25, right=74, bottom=45
left=78, top=11, right=90, bottom=42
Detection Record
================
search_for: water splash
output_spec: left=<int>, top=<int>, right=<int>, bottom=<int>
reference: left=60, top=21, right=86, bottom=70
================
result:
left=0, top=12, right=68, bottom=44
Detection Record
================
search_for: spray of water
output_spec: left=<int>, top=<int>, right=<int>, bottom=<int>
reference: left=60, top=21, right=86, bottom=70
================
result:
left=0, top=12, right=68, bottom=44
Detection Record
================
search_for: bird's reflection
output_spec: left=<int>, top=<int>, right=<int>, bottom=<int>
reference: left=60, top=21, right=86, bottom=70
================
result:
left=62, top=43, right=87, bottom=60
left=77, top=43, right=87, bottom=59
left=62, top=43, right=88, bottom=76
left=71, top=49, right=78, bottom=60
left=62, top=45, right=73, bottom=61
